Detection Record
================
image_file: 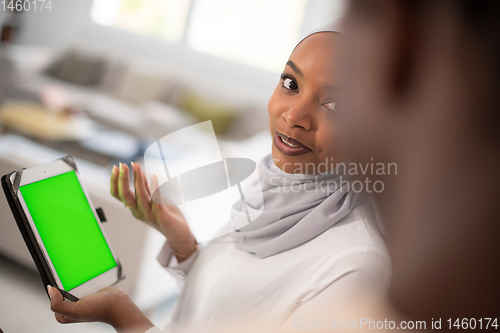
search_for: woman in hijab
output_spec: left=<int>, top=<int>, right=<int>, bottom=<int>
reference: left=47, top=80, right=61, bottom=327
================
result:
left=47, top=23, right=391, bottom=333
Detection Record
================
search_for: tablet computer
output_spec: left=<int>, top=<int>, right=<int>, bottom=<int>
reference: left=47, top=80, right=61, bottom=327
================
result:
left=2, top=156, right=124, bottom=302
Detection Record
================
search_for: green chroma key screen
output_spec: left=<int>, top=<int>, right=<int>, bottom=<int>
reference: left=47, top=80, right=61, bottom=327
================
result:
left=19, top=171, right=116, bottom=290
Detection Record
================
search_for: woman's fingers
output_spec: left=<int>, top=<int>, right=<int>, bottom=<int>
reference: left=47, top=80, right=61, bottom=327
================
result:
left=150, top=175, right=172, bottom=218
left=150, top=174, right=165, bottom=206
left=48, top=286, right=82, bottom=322
left=132, top=162, right=151, bottom=215
left=118, top=163, right=137, bottom=210
left=143, top=170, right=151, bottom=196
left=55, top=313, right=80, bottom=324
left=110, top=165, right=120, bottom=200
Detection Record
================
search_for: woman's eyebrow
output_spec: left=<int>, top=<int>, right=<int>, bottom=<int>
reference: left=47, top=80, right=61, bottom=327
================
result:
left=286, top=60, right=304, bottom=78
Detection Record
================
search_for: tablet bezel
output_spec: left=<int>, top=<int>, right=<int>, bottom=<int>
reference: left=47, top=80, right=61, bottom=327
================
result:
left=16, top=159, right=120, bottom=299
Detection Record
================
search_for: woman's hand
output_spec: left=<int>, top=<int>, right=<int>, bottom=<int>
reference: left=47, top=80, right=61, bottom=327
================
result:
left=48, top=285, right=154, bottom=333
left=110, top=162, right=197, bottom=262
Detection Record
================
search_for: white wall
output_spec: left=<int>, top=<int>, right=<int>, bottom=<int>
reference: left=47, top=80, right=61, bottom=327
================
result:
left=301, top=0, right=346, bottom=36
left=15, top=0, right=345, bottom=115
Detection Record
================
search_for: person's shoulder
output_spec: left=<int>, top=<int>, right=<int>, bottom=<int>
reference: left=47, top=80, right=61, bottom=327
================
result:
left=313, top=197, right=389, bottom=260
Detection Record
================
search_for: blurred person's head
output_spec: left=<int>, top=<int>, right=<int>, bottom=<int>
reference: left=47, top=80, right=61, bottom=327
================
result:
left=341, top=0, right=500, bottom=320
left=268, top=31, right=342, bottom=174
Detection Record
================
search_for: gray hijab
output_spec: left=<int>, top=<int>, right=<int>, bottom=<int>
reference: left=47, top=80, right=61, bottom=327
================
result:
left=294, top=20, right=343, bottom=50
left=231, top=154, right=366, bottom=258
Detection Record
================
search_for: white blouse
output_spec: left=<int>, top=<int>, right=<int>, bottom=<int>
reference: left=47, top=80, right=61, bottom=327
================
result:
left=146, top=199, right=391, bottom=333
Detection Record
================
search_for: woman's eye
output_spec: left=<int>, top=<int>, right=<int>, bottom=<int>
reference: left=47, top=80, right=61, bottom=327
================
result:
left=323, top=102, right=337, bottom=111
left=282, top=77, right=298, bottom=91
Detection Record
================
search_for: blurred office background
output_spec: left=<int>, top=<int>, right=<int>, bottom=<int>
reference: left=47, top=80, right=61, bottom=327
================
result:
left=0, top=1, right=344, bottom=331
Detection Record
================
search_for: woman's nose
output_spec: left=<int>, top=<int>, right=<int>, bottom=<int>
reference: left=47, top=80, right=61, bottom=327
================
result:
left=282, top=101, right=313, bottom=131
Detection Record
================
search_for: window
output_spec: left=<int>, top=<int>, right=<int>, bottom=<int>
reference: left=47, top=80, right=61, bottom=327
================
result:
left=91, top=0, right=308, bottom=72
left=91, top=0, right=192, bottom=43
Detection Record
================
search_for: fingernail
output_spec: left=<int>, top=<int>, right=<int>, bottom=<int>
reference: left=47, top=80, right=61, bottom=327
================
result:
left=131, top=161, right=135, bottom=171
left=47, top=285, right=54, bottom=299
left=119, top=162, right=123, bottom=172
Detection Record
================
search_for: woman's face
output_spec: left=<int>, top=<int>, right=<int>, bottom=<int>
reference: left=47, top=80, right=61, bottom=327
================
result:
left=268, top=32, right=342, bottom=174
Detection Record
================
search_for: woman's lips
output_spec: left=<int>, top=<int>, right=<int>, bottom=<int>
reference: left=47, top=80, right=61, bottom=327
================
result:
left=274, top=131, right=312, bottom=156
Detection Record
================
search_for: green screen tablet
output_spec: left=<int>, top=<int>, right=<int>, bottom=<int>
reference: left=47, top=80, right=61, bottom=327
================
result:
left=19, top=170, right=117, bottom=291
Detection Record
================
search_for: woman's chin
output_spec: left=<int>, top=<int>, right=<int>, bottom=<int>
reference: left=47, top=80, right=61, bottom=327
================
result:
left=271, top=149, right=309, bottom=174
left=271, top=149, right=290, bottom=173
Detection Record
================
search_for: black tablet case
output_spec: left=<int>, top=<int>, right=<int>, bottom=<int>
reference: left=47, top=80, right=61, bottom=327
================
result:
left=1, top=155, right=124, bottom=302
